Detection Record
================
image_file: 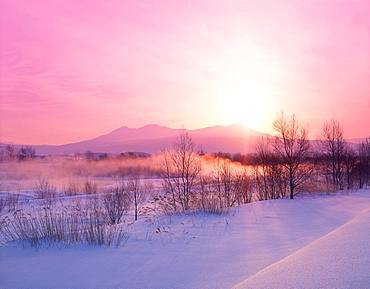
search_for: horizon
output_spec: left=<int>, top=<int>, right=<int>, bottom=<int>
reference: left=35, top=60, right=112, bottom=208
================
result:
left=1, top=0, right=370, bottom=144
left=0, top=122, right=264, bottom=146
left=1, top=121, right=367, bottom=147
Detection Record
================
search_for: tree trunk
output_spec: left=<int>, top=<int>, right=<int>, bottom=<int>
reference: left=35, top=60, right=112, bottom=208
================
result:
left=289, top=169, right=294, bottom=199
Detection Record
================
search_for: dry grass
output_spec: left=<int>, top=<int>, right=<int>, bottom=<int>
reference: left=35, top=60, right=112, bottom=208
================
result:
left=0, top=200, right=129, bottom=248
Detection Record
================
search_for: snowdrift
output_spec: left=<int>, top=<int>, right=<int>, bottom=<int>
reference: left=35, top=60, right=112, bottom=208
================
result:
left=232, top=208, right=370, bottom=289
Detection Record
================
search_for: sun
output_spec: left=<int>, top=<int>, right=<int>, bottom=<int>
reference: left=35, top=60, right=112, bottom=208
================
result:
left=221, top=80, right=267, bottom=130
left=218, top=68, right=275, bottom=132
left=215, top=49, right=277, bottom=132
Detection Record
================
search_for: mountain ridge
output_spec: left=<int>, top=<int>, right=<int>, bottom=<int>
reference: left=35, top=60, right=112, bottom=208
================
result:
left=1, top=123, right=367, bottom=155
left=2, top=123, right=267, bottom=155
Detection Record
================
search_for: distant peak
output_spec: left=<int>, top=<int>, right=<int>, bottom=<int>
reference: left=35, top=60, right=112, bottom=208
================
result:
left=112, top=124, right=167, bottom=132
left=139, top=124, right=166, bottom=129
left=228, top=123, right=245, bottom=128
left=227, top=123, right=253, bottom=130
left=109, top=125, right=129, bottom=133
left=225, top=123, right=265, bottom=136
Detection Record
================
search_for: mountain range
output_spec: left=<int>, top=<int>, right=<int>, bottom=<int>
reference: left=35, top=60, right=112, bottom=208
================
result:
left=11, top=124, right=268, bottom=155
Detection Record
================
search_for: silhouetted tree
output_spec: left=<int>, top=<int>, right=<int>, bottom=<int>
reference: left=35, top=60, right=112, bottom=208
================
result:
left=5, top=145, right=16, bottom=160
left=321, top=120, right=346, bottom=190
left=161, top=133, right=201, bottom=212
left=358, top=138, right=370, bottom=188
left=127, top=177, right=148, bottom=221
left=254, top=137, right=287, bottom=200
left=272, top=112, right=311, bottom=199
left=343, top=145, right=357, bottom=189
left=18, top=146, right=36, bottom=160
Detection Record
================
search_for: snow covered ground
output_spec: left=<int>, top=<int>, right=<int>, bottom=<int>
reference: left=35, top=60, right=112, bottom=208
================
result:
left=1, top=190, right=370, bottom=289
left=233, top=207, right=370, bottom=289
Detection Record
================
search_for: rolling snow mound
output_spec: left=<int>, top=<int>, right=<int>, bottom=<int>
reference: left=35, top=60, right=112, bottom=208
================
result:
left=232, top=209, right=370, bottom=289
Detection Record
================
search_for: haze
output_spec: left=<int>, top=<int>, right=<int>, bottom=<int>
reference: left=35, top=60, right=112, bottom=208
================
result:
left=0, top=0, right=369, bottom=145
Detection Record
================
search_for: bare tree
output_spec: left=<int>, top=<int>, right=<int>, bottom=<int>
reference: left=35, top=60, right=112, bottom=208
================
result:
left=127, top=177, right=148, bottom=221
left=358, top=138, right=370, bottom=188
left=18, top=146, right=36, bottom=160
left=343, top=145, right=357, bottom=189
left=321, top=119, right=346, bottom=190
left=161, top=132, right=201, bottom=212
left=5, top=145, right=16, bottom=160
left=272, top=112, right=311, bottom=199
left=254, top=138, right=288, bottom=200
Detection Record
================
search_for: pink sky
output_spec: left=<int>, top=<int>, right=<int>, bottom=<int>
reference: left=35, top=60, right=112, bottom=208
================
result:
left=1, top=0, right=369, bottom=144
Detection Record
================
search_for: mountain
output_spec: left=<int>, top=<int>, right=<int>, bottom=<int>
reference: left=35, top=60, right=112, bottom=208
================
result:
left=15, top=124, right=268, bottom=155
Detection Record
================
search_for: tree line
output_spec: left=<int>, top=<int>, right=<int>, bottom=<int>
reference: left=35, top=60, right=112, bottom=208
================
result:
left=158, top=112, right=370, bottom=214
left=0, top=145, right=36, bottom=161
left=253, top=114, right=370, bottom=198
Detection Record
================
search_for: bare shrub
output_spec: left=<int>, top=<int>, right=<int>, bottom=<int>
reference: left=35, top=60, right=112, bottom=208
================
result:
left=83, top=179, right=98, bottom=195
left=35, top=179, right=57, bottom=200
left=102, top=184, right=131, bottom=224
left=82, top=207, right=128, bottom=247
left=233, top=172, right=254, bottom=205
left=5, top=194, right=19, bottom=212
left=0, top=204, right=129, bottom=248
left=196, top=176, right=226, bottom=214
left=211, top=158, right=236, bottom=208
left=155, top=136, right=254, bottom=215
left=0, top=193, right=20, bottom=213
left=149, top=193, right=178, bottom=216
left=62, top=181, right=81, bottom=196
left=194, top=166, right=252, bottom=214
left=0, top=197, right=6, bottom=213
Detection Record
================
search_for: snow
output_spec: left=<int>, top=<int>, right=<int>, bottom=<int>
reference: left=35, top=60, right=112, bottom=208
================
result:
left=233, top=208, right=370, bottom=289
left=1, top=190, right=370, bottom=289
